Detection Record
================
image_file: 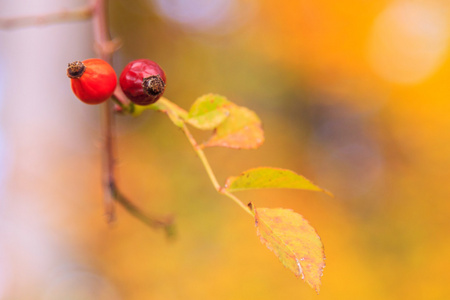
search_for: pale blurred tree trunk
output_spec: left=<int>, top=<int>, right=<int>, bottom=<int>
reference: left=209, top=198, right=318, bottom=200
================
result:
left=0, top=1, right=119, bottom=299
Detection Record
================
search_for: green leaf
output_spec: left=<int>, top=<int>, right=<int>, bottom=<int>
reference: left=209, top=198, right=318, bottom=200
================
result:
left=187, top=94, right=231, bottom=130
left=203, top=105, right=264, bottom=149
left=224, top=167, right=332, bottom=196
left=251, top=204, right=325, bottom=293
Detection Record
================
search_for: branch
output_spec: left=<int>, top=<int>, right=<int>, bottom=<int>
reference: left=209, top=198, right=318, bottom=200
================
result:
left=92, top=0, right=173, bottom=231
left=0, top=5, right=94, bottom=30
left=110, top=182, right=175, bottom=236
left=91, top=0, right=116, bottom=223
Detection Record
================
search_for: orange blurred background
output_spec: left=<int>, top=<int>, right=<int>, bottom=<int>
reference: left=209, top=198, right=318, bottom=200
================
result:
left=1, top=0, right=450, bottom=299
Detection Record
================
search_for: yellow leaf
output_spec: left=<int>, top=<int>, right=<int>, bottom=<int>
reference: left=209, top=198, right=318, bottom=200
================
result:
left=253, top=205, right=325, bottom=293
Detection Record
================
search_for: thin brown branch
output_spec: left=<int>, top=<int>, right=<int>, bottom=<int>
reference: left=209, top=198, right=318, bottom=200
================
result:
left=110, top=182, right=175, bottom=236
left=93, top=0, right=172, bottom=231
left=0, top=5, right=94, bottom=30
left=92, top=0, right=117, bottom=223
left=102, top=100, right=116, bottom=222
left=92, top=0, right=110, bottom=60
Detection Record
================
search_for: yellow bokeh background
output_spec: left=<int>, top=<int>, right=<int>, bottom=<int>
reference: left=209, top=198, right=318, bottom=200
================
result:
left=106, top=0, right=450, bottom=298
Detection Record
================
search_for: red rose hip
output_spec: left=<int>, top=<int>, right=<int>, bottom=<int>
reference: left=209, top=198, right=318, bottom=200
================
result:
left=119, top=59, right=167, bottom=105
left=67, top=58, right=117, bottom=105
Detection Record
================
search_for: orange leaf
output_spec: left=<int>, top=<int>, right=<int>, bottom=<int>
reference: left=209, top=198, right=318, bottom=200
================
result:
left=253, top=205, right=325, bottom=293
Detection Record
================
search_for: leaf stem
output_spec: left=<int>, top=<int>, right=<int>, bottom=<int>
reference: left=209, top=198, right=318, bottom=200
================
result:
left=221, top=189, right=255, bottom=217
left=181, top=125, right=221, bottom=190
left=111, top=87, right=134, bottom=113
left=181, top=124, right=253, bottom=217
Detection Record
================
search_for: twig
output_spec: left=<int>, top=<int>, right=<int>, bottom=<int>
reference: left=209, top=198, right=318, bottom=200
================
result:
left=111, top=85, right=134, bottom=113
left=112, top=85, right=130, bottom=106
left=180, top=124, right=253, bottom=216
left=91, top=0, right=116, bottom=222
left=110, top=182, right=175, bottom=236
left=0, top=5, right=94, bottom=30
left=92, top=0, right=173, bottom=231
left=102, top=100, right=116, bottom=222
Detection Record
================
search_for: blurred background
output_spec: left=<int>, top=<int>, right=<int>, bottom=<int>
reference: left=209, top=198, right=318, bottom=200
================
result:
left=1, top=0, right=450, bottom=299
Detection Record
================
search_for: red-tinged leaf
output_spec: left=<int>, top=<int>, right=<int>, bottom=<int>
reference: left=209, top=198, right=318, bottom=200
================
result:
left=224, top=167, right=332, bottom=196
left=203, top=105, right=264, bottom=149
left=252, top=205, right=325, bottom=293
left=186, top=94, right=231, bottom=130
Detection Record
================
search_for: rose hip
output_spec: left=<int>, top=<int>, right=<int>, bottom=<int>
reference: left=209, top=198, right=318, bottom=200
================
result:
left=119, top=59, right=167, bottom=106
left=67, top=58, right=117, bottom=105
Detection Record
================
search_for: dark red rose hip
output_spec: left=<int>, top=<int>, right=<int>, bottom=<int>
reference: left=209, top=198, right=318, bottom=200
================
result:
left=119, top=59, right=167, bottom=105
